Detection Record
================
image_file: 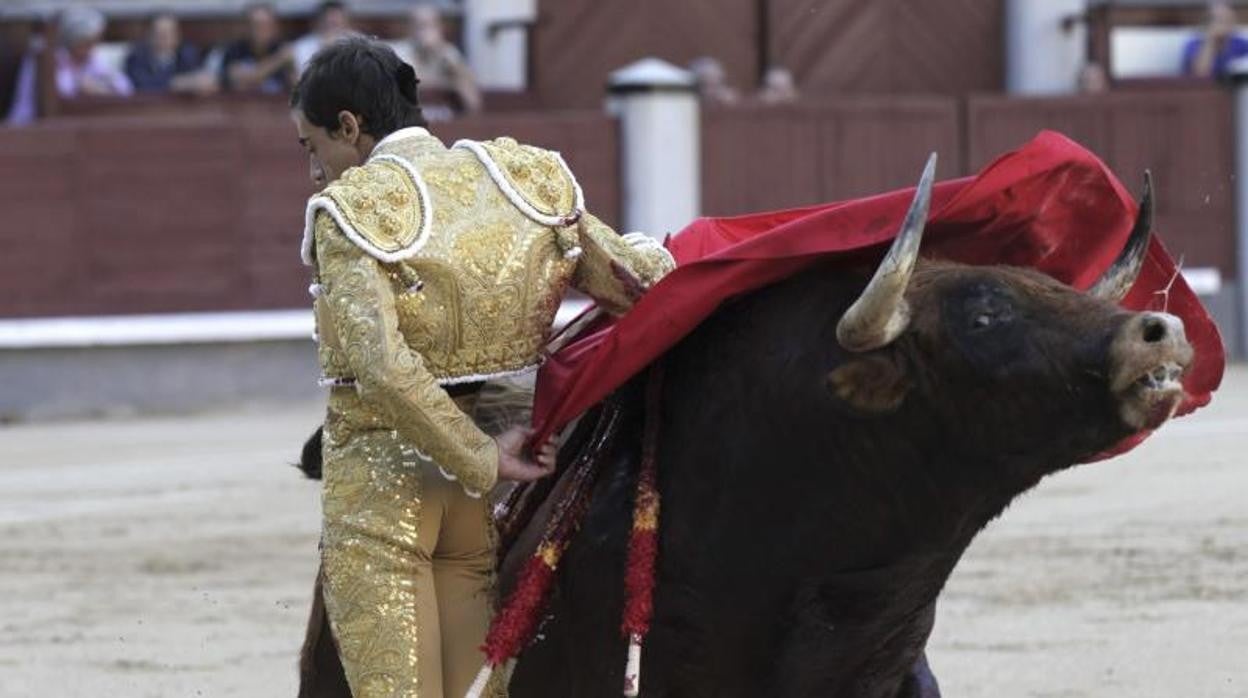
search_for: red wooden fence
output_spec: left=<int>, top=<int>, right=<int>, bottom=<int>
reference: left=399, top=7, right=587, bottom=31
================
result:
left=0, top=104, right=618, bottom=318
left=0, top=89, right=1234, bottom=319
left=966, top=89, right=1236, bottom=276
left=701, top=98, right=963, bottom=217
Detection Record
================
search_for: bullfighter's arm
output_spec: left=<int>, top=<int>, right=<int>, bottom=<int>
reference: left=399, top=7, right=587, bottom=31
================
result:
left=571, top=213, right=676, bottom=315
left=314, top=212, right=499, bottom=496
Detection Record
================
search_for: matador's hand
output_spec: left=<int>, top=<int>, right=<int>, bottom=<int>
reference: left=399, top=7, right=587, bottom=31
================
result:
left=495, top=426, right=558, bottom=482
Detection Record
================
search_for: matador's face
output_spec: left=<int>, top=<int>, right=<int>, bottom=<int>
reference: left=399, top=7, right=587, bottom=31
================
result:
left=291, top=108, right=367, bottom=190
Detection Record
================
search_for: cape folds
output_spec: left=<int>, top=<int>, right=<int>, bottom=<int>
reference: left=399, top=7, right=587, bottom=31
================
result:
left=529, top=131, right=1225, bottom=458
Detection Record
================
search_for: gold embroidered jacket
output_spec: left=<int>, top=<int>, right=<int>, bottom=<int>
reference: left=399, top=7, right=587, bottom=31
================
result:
left=306, top=128, right=675, bottom=494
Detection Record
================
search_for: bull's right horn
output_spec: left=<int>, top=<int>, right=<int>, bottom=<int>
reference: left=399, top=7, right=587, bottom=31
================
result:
left=836, top=153, right=937, bottom=353
left=1088, top=171, right=1153, bottom=303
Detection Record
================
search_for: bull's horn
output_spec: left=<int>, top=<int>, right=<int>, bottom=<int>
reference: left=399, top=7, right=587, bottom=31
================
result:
left=1089, top=171, right=1153, bottom=303
left=836, top=153, right=937, bottom=352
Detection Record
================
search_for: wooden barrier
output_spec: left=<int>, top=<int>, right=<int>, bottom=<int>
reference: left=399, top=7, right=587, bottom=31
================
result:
left=701, top=98, right=963, bottom=217
left=0, top=106, right=618, bottom=318
left=966, top=89, right=1236, bottom=276
left=0, top=89, right=1235, bottom=319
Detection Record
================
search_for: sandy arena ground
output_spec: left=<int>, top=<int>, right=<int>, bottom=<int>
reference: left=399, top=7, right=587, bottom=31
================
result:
left=0, top=368, right=1245, bottom=697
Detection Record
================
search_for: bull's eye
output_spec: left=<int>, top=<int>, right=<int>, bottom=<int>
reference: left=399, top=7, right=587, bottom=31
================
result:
left=950, top=282, right=1015, bottom=342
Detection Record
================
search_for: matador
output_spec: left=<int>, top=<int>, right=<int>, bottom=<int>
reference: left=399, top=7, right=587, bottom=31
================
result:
left=290, top=38, right=674, bottom=697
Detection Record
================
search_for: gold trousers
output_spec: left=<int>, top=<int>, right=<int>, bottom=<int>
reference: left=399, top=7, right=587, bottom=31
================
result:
left=321, top=428, right=500, bottom=698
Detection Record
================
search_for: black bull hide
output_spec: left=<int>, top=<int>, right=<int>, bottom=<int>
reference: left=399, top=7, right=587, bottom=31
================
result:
left=297, top=256, right=1192, bottom=697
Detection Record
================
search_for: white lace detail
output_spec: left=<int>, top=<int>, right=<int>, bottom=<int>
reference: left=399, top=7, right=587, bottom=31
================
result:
left=436, top=361, right=542, bottom=386
left=438, top=465, right=484, bottom=499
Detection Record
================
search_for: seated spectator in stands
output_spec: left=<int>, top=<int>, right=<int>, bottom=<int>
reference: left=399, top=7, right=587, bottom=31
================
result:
left=756, top=66, right=798, bottom=105
left=293, top=1, right=353, bottom=76
left=689, top=56, right=739, bottom=105
left=5, top=31, right=46, bottom=125
left=1182, top=0, right=1248, bottom=79
left=54, top=5, right=133, bottom=100
left=1078, top=62, right=1110, bottom=94
left=8, top=5, right=134, bottom=125
left=124, top=12, right=209, bottom=94
left=220, top=3, right=293, bottom=94
left=401, top=4, right=482, bottom=116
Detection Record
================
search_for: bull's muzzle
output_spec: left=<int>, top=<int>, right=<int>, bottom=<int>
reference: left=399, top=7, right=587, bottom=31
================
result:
left=1109, top=311, right=1194, bottom=430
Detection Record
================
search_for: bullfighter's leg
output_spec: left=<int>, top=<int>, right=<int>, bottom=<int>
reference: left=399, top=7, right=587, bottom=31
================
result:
left=771, top=589, right=938, bottom=698
left=320, top=432, right=448, bottom=697
left=425, top=469, right=500, bottom=698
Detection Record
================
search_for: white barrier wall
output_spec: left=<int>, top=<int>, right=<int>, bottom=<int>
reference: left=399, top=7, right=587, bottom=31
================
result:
left=1005, top=0, right=1087, bottom=95
left=462, top=0, right=535, bottom=90
left=1233, top=72, right=1248, bottom=355
left=607, top=58, right=701, bottom=238
left=1111, top=27, right=1193, bottom=77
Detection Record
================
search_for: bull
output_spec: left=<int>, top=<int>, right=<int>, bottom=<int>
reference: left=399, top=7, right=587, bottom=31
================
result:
left=299, top=156, right=1195, bottom=698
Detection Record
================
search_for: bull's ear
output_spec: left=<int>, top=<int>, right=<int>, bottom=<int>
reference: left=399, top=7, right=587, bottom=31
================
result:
left=826, top=353, right=912, bottom=414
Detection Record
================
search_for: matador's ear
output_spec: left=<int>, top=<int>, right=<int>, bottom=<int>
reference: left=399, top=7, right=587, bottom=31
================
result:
left=825, top=353, right=912, bottom=414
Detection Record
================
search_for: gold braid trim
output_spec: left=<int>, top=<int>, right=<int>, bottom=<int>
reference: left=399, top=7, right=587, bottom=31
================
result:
left=453, top=137, right=584, bottom=226
left=302, top=157, right=432, bottom=265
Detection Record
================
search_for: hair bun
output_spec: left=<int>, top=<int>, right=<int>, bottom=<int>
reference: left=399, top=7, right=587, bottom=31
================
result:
left=395, top=63, right=420, bottom=103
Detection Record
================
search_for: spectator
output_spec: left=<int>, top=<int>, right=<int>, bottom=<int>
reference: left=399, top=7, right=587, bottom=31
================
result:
left=219, top=3, right=293, bottom=94
left=7, top=5, right=133, bottom=125
left=5, top=32, right=45, bottom=125
left=1182, top=0, right=1248, bottom=79
left=293, top=1, right=353, bottom=76
left=1078, top=62, right=1110, bottom=94
left=124, top=12, right=208, bottom=94
left=756, top=66, right=798, bottom=105
left=54, top=5, right=133, bottom=99
left=689, top=56, right=739, bottom=105
left=401, top=4, right=482, bottom=115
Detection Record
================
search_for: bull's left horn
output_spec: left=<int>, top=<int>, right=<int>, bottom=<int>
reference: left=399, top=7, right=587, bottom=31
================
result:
left=1089, top=171, right=1153, bottom=303
left=837, top=153, right=937, bottom=352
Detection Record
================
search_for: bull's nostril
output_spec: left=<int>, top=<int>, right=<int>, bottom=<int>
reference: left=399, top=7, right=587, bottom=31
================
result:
left=1142, top=317, right=1167, bottom=343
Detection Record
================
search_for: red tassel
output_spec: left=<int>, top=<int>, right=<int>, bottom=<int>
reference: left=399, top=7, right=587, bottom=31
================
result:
left=478, top=404, right=623, bottom=668
left=481, top=547, right=560, bottom=665
left=477, top=368, right=666, bottom=687
left=622, top=527, right=659, bottom=635
left=620, top=365, right=665, bottom=695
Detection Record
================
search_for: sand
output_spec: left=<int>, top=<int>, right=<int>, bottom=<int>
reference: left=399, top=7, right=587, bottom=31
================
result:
left=1, top=368, right=1244, bottom=697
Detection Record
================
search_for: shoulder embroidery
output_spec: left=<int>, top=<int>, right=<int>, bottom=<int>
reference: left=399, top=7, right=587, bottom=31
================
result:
left=452, top=137, right=585, bottom=227
left=301, top=155, right=433, bottom=265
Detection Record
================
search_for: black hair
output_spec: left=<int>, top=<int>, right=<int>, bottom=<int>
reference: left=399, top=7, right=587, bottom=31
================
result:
left=290, top=36, right=427, bottom=139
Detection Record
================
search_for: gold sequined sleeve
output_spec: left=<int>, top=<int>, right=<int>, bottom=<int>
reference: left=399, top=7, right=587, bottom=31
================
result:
left=314, top=213, right=499, bottom=495
left=572, top=213, right=677, bottom=315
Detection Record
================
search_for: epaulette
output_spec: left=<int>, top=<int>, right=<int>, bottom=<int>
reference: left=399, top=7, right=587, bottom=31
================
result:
left=453, top=137, right=585, bottom=227
left=301, top=154, right=431, bottom=265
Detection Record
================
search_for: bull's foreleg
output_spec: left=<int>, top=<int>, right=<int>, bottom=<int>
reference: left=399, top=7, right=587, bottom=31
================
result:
left=897, top=652, right=941, bottom=698
left=771, top=590, right=939, bottom=698
left=297, top=564, right=352, bottom=698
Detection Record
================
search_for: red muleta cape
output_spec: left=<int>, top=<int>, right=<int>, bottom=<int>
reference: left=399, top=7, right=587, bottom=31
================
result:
left=531, top=131, right=1225, bottom=459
